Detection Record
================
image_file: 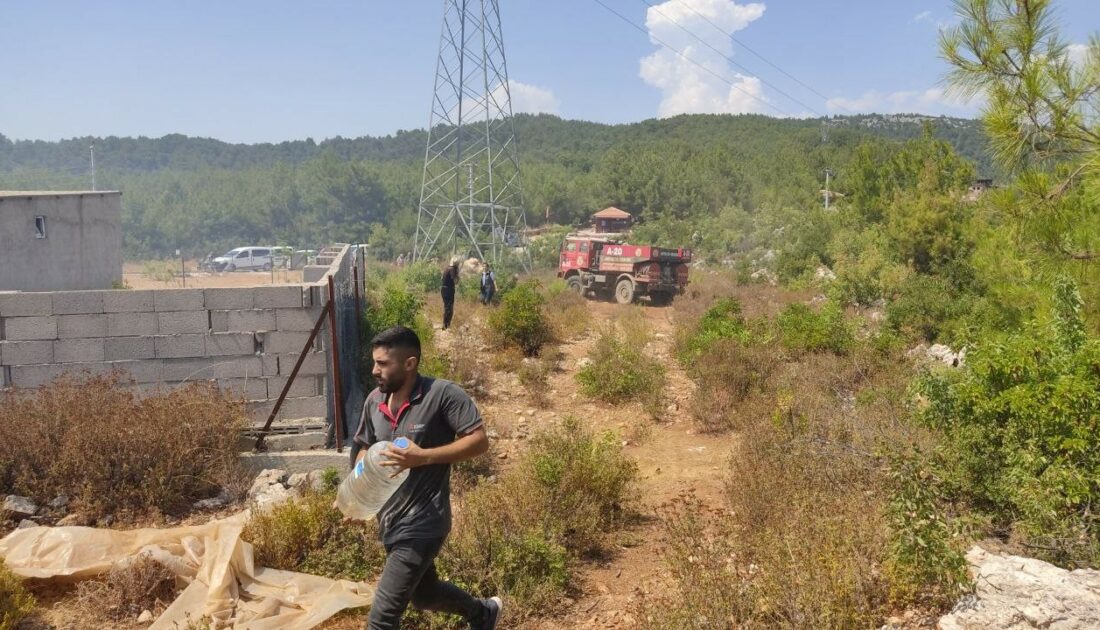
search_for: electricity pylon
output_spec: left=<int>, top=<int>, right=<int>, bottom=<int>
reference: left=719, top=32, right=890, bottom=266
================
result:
left=413, top=0, right=529, bottom=267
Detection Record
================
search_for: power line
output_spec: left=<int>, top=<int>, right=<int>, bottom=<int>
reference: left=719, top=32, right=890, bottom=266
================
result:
left=591, top=0, right=791, bottom=117
left=675, top=0, right=855, bottom=115
left=637, top=0, right=822, bottom=116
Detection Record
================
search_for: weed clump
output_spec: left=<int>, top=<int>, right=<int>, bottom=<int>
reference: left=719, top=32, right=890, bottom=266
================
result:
left=487, top=281, right=553, bottom=356
left=0, top=375, right=246, bottom=522
left=242, top=480, right=385, bottom=582
left=576, top=325, right=665, bottom=415
left=75, top=553, right=177, bottom=623
left=440, top=417, right=637, bottom=620
left=776, top=300, right=853, bottom=355
left=0, top=564, right=35, bottom=630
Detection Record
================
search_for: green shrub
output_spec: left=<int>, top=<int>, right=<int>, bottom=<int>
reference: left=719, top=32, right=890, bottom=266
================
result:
left=576, top=327, right=665, bottom=414
left=440, top=417, right=636, bottom=620
left=915, top=279, right=1100, bottom=566
left=402, top=260, right=443, bottom=293
left=242, top=486, right=385, bottom=582
left=688, top=339, right=782, bottom=432
left=677, top=296, right=751, bottom=363
left=487, top=281, right=553, bottom=356
left=777, top=301, right=853, bottom=355
left=0, top=564, right=34, bottom=630
left=885, top=274, right=974, bottom=344
left=884, top=457, right=970, bottom=607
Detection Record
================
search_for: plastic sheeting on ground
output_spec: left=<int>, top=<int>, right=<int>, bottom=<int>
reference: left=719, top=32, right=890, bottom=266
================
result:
left=0, top=512, right=375, bottom=629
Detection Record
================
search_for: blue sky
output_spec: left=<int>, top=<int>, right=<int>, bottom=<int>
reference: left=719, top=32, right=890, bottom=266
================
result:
left=1, top=0, right=1097, bottom=143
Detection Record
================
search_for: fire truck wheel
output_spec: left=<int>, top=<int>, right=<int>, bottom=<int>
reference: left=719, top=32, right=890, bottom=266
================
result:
left=615, top=278, right=635, bottom=304
left=566, top=276, right=583, bottom=294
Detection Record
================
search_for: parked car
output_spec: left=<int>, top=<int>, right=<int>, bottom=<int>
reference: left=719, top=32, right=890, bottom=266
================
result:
left=212, top=246, right=275, bottom=272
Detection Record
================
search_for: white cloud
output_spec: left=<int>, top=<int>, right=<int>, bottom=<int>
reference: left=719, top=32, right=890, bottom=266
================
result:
left=912, top=10, right=932, bottom=23
left=505, top=80, right=560, bottom=115
left=1067, top=43, right=1091, bottom=69
left=639, top=0, right=772, bottom=117
left=826, top=87, right=977, bottom=115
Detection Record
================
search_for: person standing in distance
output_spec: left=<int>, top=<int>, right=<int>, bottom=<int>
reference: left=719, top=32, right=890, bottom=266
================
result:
left=349, top=326, right=502, bottom=629
left=479, top=263, right=497, bottom=306
left=440, top=257, right=460, bottom=330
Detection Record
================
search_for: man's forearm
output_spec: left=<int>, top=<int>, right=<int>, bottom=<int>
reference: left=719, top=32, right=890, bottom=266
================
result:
left=421, top=429, right=488, bottom=465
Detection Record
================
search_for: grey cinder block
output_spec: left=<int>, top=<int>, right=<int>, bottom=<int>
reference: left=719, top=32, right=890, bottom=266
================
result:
left=153, top=289, right=205, bottom=312
left=107, top=359, right=161, bottom=383
left=157, top=310, right=209, bottom=335
left=204, top=288, right=255, bottom=310
left=277, top=351, right=328, bottom=376
left=51, top=291, right=106, bottom=315
left=107, top=312, right=158, bottom=337
left=258, top=331, right=316, bottom=354
left=4, top=316, right=58, bottom=341
left=57, top=314, right=108, bottom=339
left=54, top=338, right=105, bottom=363
left=0, top=293, right=52, bottom=317
left=205, top=333, right=257, bottom=357
left=266, top=375, right=321, bottom=398
left=105, top=336, right=156, bottom=361
left=276, top=308, right=324, bottom=332
left=253, top=286, right=304, bottom=309
left=0, top=341, right=54, bottom=365
left=226, top=309, right=277, bottom=331
left=154, top=334, right=206, bottom=359
left=103, top=290, right=155, bottom=313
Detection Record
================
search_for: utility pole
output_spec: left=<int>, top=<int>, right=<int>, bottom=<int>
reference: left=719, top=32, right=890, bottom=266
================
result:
left=90, top=145, right=96, bottom=191
left=824, top=168, right=832, bottom=210
left=414, top=0, right=530, bottom=268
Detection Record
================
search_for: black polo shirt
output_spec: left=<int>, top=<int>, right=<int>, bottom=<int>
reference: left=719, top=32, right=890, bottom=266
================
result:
left=350, top=376, right=483, bottom=545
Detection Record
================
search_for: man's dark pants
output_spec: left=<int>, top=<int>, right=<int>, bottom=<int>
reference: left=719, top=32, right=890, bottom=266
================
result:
left=441, top=287, right=455, bottom=329
left=367, top=537, right=484, bottom=629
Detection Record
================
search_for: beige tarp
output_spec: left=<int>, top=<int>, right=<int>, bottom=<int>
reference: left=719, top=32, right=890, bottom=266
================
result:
left=0, top=512, right=375, bottom=629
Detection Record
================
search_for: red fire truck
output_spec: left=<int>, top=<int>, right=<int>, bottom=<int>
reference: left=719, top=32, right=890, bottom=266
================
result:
left=558, top=235, right=692, bottom=305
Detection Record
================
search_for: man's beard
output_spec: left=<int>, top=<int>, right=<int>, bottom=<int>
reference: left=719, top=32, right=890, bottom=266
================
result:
left=377, top=373, right=406, bottom=394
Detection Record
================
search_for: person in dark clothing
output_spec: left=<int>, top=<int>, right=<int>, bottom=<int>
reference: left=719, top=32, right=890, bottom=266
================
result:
left=440, top=259, right=459, bottom=330
left=349, top=326, right=502, bottom=630
left=479, top=263, right=496, bottom=306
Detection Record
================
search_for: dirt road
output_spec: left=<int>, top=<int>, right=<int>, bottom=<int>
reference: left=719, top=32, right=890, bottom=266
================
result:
left=464, top=300, right=735, bottom=629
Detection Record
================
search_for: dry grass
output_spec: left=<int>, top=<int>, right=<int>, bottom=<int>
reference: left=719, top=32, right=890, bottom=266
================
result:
left=0, top=375, right=248, bottom=523
left=74, top=554, right=177, bottom=623
left=644, top=339, right=934, bottom=627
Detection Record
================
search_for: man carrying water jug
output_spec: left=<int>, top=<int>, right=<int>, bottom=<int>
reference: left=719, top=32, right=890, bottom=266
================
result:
left=348, top=325, right=502, bottom=630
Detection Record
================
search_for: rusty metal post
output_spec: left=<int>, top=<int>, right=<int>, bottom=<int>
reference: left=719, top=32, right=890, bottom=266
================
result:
left=327, top=275, right=345, bottom=452
left=254, top=300, right=331, bottom=451
left=353, top=263, right=361, bottom=325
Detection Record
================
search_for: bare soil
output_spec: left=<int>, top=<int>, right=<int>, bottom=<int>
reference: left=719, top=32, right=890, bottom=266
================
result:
left=122, top=261, right=303, bottom=289
left=435, top=298, right=735, bottom=629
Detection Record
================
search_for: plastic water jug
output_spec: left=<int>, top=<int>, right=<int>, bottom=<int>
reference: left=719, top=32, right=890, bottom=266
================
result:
left=335, top=438, right=411, bottom=520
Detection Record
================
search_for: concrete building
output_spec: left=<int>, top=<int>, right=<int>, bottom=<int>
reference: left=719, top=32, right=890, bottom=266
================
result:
left=0, top=191, right=123, bottom=292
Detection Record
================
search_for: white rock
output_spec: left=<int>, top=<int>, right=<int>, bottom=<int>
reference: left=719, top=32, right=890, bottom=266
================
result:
left=138, top=610, right=154, bottom=623
left=48, top=494, right=70, bottom=509
left=17, top=519, right=38, bottom=529
left=286, top=472, right=309, bottom=490
left=306, top=469, right=329, bottom=491
left=939, top=546, right=1100, bottom=629
left=250, top=483, right=292, bottom=511
left=192, top=491, right=230, bottom=510
left=2, top=495, right=38, bottom=518
left=814, top=266, right=837, bottom=282
left=576, top=358, right=593, bottom=369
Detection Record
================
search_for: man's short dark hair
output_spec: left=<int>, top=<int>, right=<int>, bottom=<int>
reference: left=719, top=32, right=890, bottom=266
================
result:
left=371, top=326, right=422, bottom=361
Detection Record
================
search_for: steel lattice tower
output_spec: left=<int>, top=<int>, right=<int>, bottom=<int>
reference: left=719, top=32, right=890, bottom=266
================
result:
left=414, top=0, right=529, bottom=266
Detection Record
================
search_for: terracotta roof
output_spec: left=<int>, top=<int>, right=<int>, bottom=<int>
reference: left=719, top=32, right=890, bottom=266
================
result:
left=593, top=207, right=632, bottom=219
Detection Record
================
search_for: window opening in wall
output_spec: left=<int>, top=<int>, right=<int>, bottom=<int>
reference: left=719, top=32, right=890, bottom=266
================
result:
left=34, top=216, right=47, bottom=239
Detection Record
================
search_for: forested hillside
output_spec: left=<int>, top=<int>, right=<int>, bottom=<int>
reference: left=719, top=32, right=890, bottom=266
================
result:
left=0, top=113, right=989, bottom=259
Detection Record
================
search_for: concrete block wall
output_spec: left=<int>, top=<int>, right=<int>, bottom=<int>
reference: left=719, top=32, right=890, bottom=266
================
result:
left=0, top=276, right=341, bottom=423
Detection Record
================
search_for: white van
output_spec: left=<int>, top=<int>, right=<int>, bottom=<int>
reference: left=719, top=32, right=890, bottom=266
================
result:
left=212, top=247, right=275, bottom=272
